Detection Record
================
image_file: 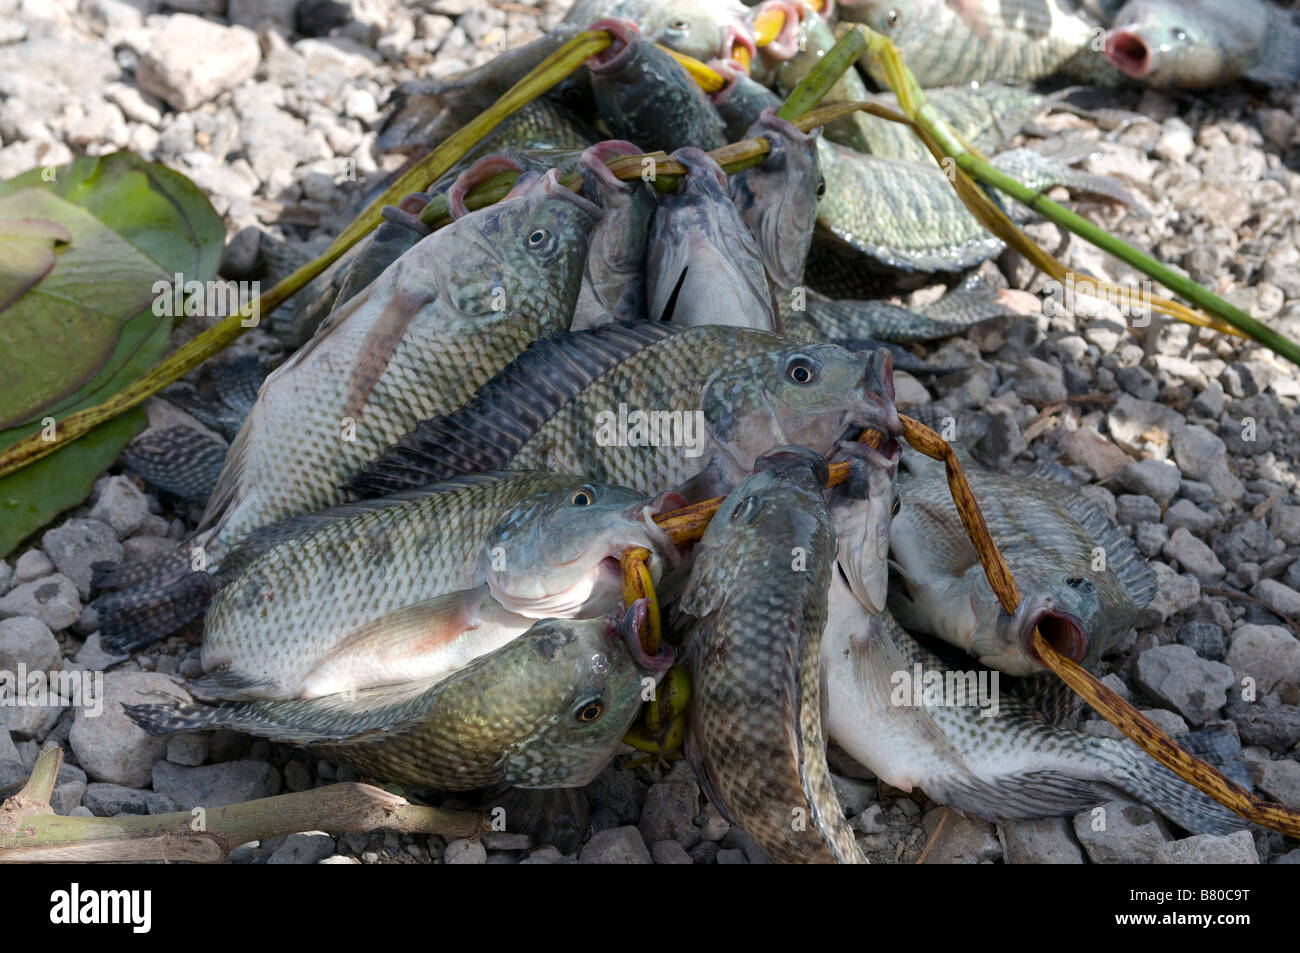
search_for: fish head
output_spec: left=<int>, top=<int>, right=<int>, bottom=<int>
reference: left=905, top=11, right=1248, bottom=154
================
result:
left=576, top=140, right=655, bottom=307
left=729, top=106, right=822, bottom=292
left=506, top=604, right=673, bottom=788
left=484, top=482, right=683, bottom=618
left=1104, top=3, right=1233, bottom=88
left=973, top=571, right=1103, bottom=676
left=829, top=439, right=902, bottom=613
left=850, top=1, right=909, bottom=36
left=704, top=343, right=901, bottom=481
left=443, top=167, right=603, bottom=321
left=634, top=0, right=733, bottom=61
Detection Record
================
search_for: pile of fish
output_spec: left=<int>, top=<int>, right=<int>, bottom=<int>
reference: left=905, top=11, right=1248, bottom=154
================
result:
left=102, top=0, right=1284, bottom=861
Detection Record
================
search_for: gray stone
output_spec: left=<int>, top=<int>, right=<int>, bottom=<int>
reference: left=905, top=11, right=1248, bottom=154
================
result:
left=585, top=762, right=648, bottom=825
left=0, top=615, right=59, bottom=673
left=852, top=803, right=888, bottom=835
left=136, top=15, right=261, bottom=112
left=651, top=839, right=694, bottom=865
left=68, top=671, right=173, bottom=787
left=1062, top=427, right=1133, bottom=481
left=1072, top=798, right=1172, bottom=863
left=1227, top=624, right=1300, bottom=694
left=1163, top=499, right=1221, bottom=535
left=519, top=845, right=576, bottom=865
left=283, top=759, right=313, bottom=792
left=1134, top=644, right=1235, bottom=725
left=1269, top=503, right=1300, bottom=546
left=1134, top=522, right=1168, bottom=558
left=228, top=0, right=298, bottom=32
left=639, top=773, right=699, bottom=846
left=1154, top=830, right=1258, bottom=864
left=1228, top=702, right=1300, bottom=751
left=88, top=476, right=149, bottom=539
left=1251, top=580, right=1300, bottom=619
left=83, top=783, right=177, bottom=816
left=443, top=838, right=486, bottom=864
left=1190, top=380, right=1225, bottom=417
left=1002, top=817, right=1085, bottom=864
left=919, top=809, right=1001, bottom=864
left=268, top=831, right=336, bottom=864
left=74, top=633, right=128, bottom=670
left=12, top=550, right=53, bottom=584
left=1107, top=394, right=1182, bottom=459
left=832, top=774, right=875, bottom=817
left=1257, top=759, right=1300, bottom=809
left=481, top=831, right=531, bottom=851
left=151, top=759, right=281, bottom=809
left=1162, top=527, right=1226, bottom=586
left=1116, top=459, right=1181, bottom=501
left=1116, top=494, right=1160, bottom=525
left=716, top=848, right=748, bottom=864
left=1015, top=356, right=1068, bottom=405
left=40, top=519, right=122, bottom=598
left=1171, top=425, right=1244, bottom=505
left=165, top=733, right=209, bottom=767
left=1176, top=621, right=1226, bottom=661
left=50, top=780, right=86, bottom=815
left=0, top=575, right=81, bottom=631
left=579, top=826, right=652, bottom=864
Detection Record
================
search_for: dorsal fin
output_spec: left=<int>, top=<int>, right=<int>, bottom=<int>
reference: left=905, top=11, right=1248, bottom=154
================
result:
left=1060, top=490, right=1156, bottom=611
left=214, top=472, right=525, bottom=585
left=346, top=322, right=682, bottom=498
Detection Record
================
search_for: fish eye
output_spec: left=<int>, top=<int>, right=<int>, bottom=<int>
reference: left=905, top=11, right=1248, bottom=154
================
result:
left=785, top=354, right=819, bottom=384
left=527, top=227, right=551, bottom=250
left=576, top=699, right=604, bottom=722
left=730, top=495, right=761, bottom=523
left=571, top=487, right=594, bottom=506
left=670, top=19, right=689, bottom=33
left=887, top=8, right=901, bottom=27
left=816, top=177, right=826, bottom=199
left=1173, top=27, right=1186, bottom=41
left=890, top=497, right=901, bottom=517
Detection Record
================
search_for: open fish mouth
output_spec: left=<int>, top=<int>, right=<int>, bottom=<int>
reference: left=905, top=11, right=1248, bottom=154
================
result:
left=587, top=18, right=640, bottom=72
left=1025, top=609, right=1088, bottom=664
left=1106, top=30, right=1153, bottom=79
left=614, top=598, right=675, bottom=673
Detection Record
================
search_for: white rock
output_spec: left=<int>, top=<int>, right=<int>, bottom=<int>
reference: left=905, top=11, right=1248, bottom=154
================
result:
left=68, top=671, right=175, bottom=787
left=0, top=575, right=81, bottom=631
left=1226, top=624, right=1300, bottom=695
left=1154, top=830, right=1258, bottom=864
left=1162, top=527, right=1226, bottom=586
left=136, top=14, right=262, bottom=111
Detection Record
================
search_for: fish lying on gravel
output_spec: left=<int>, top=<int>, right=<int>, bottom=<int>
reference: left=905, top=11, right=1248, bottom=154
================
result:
left=647, top=146, right=775, bottom=328
left=94, top=163, right=605, bottom=652
left=816, top=140, right=1134, bottom=273
left=191, top=472, right=678, bottom=703
left=889, top=449, right=1156, bottom=676
left=588, top=18, right=729, bottom=153
left=1105, top=0, right=1300, bottom=88
left=126, top=602, right=673, bottom=793
left=822, top=455, right=1247, bottom=835
left=680, top=447, right=865, bottom=864
left=841, top=0, right=1113, bottom=86
left=347, top=322, right=900, bottom=502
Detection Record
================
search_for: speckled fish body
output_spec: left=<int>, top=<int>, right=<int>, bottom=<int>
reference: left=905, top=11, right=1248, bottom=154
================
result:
left=842, top=0, right=1105, bottom=86
left=198, top=167, right=602, bottom=560
left=849, top=86, right=1051, bottom=163
left=127, top=607, right=673, bottom=792
left=681, top=448, right=865, bottom=864
left=1105, top=0, right=1300, bottom=88
left=200, top=473, right=676, bottom=701
left=890, top=452, right=1156, bottom=676
left=588, top=18, right=729, bottom=153
left=346, top=323, right=901, bottom=504
left=647, top=147, right=775, bottom=329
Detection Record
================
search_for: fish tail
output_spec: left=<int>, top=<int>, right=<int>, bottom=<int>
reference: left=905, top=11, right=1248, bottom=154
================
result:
left=122, top=425, right=228, bottom=504
left=1245, top=6, right=1300, bottom=86
left=123, top=697, right=231, bottom=735
left=1107, top=741, right=1250, bottom=836
left=94, top=561, right=215, bottom=654
left=482, top=786, right=591, bottom=853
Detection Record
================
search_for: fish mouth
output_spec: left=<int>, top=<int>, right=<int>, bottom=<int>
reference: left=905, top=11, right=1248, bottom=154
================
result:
left=614, top=598, right=675, bottom=673
left=578, top=140, right=642, bottom=197
left=705, top=58, right=745, bottom=104
left=858, top=349, right=903, bottom=438
left=587, top=18, right=640, bottom=72
left=1024, top=609, right=1088, bottom=664
left=628, top=490, right=689, bottom=563
left=721, top=21, right=757, bottom=67
left=512, top=168, right=606, bottom=221
left=449, top=155, right=524, bottom=219
left=753, top=1, right=802, bottom=62
left=1105, top=30, right=1152, bottom=79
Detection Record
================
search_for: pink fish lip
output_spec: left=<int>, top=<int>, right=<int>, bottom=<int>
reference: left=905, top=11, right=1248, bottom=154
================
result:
left=587, top=18, right=640, bottom=72
left=721, top=21, right=757, bottom=66
left=579, top=139, right=643, bottom=194
left=1106, top=29, right=1152, bottom=78
left=515, top=168, right=606, bottom=221
left=753, top=0, right=803, bottom=62
left=705, top=57, right=746, bottom=103
left=448, top=155, right=524, bottom=219
left=613, top=598, right=675, bottom=673
left=1025, top=609, right=1088, bottom=664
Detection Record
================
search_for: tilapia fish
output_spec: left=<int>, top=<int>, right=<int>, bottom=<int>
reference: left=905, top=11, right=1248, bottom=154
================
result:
left=564, top=0, right=752, bottom=63
left=823, top=458, right=1244, bottom=835
left=647, top=147, right=775, bottom=329
left=890, top=451, right=1156, bottom=676
left=196, top=472, right=677, bottom=703
left=680, top=447, right=864, bottom=864
left=588, top=18, right=729, bottom=153
left=708, top=60, right=783, bottom=142
left=346, top=322, right=900, bottom=503
left=816, top=140, right=1131, bottom=273
left=199, top=165, right=602, bottom=561
left=1105, top=0, right=1300, bottom=88
left=127, top=604, right=673, bottom=793
left=842, top=0, right=1109, bottom=86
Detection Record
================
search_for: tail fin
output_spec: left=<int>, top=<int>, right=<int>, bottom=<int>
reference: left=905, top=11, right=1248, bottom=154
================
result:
left=482, top=786, right=591, bottom=853
left=94, top=559, right=216, bottom=654
left=1108, top=739, right=1251, bottom=836
left=122, top=426, right=228, bottom=504
left=992, top=148, right=1141, bottom=209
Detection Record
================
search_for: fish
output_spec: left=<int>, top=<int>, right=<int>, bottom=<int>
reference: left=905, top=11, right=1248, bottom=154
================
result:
left=125, top=602, right=674, bottom=793
left=646, top=146, right=776, bottom=329
left=799, top=268, right=1014, bottom=343
left=888, top=450, right=1156, bottom=677
left=565, top=0, right=753, bottom=63
left=816, top=140, right=1133, bottom=273
left=707, top=59, right=784, bottom=141
left=822, top=456, right=1247, bottom=835
left=570, top=140, right=655, bottom=328
left=1105, top=0, right=1300, bottom=88
left=193, top=472, right=678, bottom=703
left=727, top=106, right=822, bottom=318
left=345, top=322, right=901, bottom=504
left=679, top=446, right=865, bottom=864
left=588, top=18, right=729, bottom=153
left=841, top=0, right=1112, bottom=86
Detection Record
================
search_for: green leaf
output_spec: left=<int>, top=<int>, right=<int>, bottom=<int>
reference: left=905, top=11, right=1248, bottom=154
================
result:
left=0, top=218, right=71, bottom=310
left=0, top=408, right=147, bottom=558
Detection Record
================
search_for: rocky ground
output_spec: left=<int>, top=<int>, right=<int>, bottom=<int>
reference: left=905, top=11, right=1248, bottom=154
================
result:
left=1, top=0, right=1299, bottom=864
